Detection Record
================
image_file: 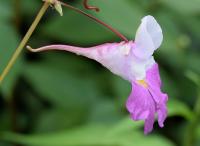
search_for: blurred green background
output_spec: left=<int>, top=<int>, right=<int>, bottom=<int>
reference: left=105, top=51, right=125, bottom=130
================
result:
left=0, top=0, right=200, bottom=146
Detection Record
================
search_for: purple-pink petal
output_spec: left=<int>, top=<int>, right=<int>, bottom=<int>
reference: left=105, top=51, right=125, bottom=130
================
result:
left=126, top=63, right=168, bottom=134
left=126, top=81, right=156, bottom=134
left=146, top=63, right=161, bottom=88
left=147, top=63, right=168, bottom=127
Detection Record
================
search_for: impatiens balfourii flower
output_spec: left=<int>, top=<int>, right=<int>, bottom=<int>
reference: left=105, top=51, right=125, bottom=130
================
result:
left=28, top=15, right=168, bottom=134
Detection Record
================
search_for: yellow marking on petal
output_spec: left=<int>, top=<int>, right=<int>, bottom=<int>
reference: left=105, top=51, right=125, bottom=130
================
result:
left=136, top=80, right=148, bottom=88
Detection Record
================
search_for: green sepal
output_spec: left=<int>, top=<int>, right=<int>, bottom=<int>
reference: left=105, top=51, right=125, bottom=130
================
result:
left=54, top=1, right=63, bottom=16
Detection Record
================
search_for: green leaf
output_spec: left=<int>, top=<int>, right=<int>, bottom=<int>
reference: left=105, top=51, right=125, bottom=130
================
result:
left=108, top=117, right=143, bottom=136
left=161, top=0, right=200, bottom=15
left=1, top=123, right=175, bottom=146
left=23, top=53, right=102, bottom=109
left=87, top=99, right=124, bottom=124
left=168, top=99, right=194, bottom=121
left=0, top=2, right=22, bottom=96
left=33, top=108, right=86, bottom=133
left=185, top=71, right=200, bottom=87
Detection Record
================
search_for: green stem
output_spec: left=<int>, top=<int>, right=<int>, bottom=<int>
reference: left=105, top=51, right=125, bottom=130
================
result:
left=185, top=91, right=200, bottom=146
left=0, top=2, right=50, bottom=85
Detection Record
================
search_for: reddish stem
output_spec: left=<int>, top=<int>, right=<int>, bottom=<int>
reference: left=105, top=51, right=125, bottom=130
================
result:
left=59, top=1, right=129, bottom=42
left=83, top=0, right=100, bottom=12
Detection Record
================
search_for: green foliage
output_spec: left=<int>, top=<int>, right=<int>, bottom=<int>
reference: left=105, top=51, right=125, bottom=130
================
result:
left=0, top=1, right=22, bottom=96
left=168, top=99, right=194, bottom=121
left=161, top=0, right=200, bottom=15
left=1, top=123, right=175, bottom=146
left=42, top=0, right=144, bottom=45
left=0, top=0, right=200, bottom=146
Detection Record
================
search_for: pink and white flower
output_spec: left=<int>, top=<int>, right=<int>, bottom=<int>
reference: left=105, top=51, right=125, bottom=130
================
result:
left=28, top=15, right=168, bottom=134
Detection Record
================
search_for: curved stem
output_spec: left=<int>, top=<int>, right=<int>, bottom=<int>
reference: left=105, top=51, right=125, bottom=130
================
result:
left=83, top=0, right=100, bottom=12
left=0, top=2, right=50, bottom=85
left=59, top=1, right=129, bottom=42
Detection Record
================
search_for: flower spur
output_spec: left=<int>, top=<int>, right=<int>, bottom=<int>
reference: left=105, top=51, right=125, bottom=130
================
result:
left=27, top=15, right=168, bottom=134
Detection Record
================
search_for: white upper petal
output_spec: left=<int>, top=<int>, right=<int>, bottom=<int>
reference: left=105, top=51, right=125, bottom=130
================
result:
left=133, top=15, right=163, bottom=59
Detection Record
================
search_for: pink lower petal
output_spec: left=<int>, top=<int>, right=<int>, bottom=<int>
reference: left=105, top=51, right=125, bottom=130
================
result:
left=146, top=63, right=168, bottom=128
left=126, top=82, right=156, bottom=134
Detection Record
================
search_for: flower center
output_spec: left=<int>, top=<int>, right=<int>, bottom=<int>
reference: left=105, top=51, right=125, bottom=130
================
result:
left=136, top=80, right=148, bottom=88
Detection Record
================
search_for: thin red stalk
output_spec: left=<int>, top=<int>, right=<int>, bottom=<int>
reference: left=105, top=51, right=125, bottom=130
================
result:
left=59, top=1, right=129, bottom=42
left=83, top=0, right=100, bottom=12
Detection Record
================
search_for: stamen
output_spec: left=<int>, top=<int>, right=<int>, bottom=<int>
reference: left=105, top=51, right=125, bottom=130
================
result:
left=83, top=0, right=100, bottom=12
left=58, top=0, right=129, bottom=42
left=136, top=80, right=148, bottom=88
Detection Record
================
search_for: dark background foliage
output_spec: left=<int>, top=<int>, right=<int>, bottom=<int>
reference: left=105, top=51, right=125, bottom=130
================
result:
left=0, top=0, right=200, bottom=146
